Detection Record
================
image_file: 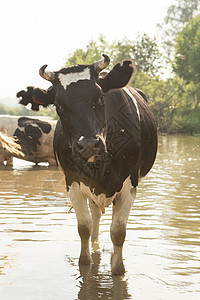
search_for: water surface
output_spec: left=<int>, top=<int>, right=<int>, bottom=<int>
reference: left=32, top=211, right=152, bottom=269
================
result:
left=0, top=135, right=200, bottom=299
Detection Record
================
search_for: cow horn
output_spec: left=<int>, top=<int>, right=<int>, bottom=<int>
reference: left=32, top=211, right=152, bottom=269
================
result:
left=94, top=54, right=110, bottom=73
left=39, top=65, right=55, bottom=82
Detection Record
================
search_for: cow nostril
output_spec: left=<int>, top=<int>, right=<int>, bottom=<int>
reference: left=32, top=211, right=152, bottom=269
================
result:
left=75, top=137, right=103, bottom=159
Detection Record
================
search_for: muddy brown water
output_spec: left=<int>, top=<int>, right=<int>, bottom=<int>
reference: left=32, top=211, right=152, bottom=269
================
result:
left=0, top=135, right=200, bottom=300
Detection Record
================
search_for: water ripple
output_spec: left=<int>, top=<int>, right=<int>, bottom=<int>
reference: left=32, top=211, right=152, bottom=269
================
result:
left=0, top=136, right=200, bottom=299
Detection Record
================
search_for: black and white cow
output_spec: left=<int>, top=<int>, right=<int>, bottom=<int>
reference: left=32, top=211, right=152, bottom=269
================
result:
left=0, top=115, right=57, bottom=165
left=17, top=55, right=157, bottom=274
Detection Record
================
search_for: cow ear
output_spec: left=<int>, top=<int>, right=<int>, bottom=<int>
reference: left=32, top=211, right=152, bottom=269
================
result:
left=98, top=60, right=135, bottom=93
left=16, top=86, right=55, bottom=111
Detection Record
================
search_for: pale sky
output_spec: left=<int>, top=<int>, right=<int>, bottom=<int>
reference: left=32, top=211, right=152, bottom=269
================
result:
left=0, top=0, right=174, bottom=102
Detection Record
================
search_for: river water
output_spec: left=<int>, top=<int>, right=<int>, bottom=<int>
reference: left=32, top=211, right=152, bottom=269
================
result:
left=0, top=135, right=199, bottom=300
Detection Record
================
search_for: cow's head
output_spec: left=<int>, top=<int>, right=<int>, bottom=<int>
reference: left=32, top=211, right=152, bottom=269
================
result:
left=21, top=55, right=134, bottom=162
left=40, top=55, right=111, bottom=161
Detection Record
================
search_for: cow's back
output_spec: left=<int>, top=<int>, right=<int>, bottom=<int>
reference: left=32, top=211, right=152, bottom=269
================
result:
left=105, top=87, right=157, bottom=184
left=126, top=87, right=157, bottom=178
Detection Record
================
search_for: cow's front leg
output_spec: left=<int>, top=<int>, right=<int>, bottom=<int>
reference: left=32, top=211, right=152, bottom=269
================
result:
left=70, top=182, right=92, bottom=265
left=89, top=199, right=102, bottom=242
left=110, top=178, right=136, bottom=275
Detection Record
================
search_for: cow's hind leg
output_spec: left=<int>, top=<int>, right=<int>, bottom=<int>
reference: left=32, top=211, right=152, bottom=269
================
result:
left=110, top=178, right=136, bottom=275
left=70, top=182, right=92, bottom=265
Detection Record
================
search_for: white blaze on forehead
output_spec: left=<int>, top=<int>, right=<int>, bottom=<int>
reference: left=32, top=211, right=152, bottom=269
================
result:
left=58, top=67, right=91, bottom=90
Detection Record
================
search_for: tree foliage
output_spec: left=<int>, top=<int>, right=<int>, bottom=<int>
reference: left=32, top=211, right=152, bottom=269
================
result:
left=158, top=0, right=200, bottom=56
left=66, top=36, right=110, bottom=66
left=173, top=15, right=200, bottom=84
left=66, top=34, right=163, bottom=76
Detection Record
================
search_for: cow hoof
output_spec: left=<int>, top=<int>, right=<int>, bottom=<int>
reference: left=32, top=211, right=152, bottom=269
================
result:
left=79, top=254, right=93, bottom=265
left=111, top=253, right=125, bottom=275
left=111, top=263, right=125, bottom=275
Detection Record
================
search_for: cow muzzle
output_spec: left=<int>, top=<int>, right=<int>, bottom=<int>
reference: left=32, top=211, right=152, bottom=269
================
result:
left=74, top=136, right=105, bottom=162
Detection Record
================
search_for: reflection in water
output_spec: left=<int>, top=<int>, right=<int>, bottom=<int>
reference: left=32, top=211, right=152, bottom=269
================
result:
left=0, top=136, right=200, bottom=300
left=76, top=247, right=131, bottom=300
left=129, top=135, right=200, bottom=297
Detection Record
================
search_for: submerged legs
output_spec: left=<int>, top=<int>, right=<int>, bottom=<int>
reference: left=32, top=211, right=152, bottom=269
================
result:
left=69, top=179, right=136, bottom=274
left=110, top=179, right=136, bottom=275
left=70, top=182, right=92, bottom=265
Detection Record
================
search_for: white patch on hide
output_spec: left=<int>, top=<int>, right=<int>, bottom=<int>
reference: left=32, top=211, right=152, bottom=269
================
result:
left=78, top=136, right=85, bottom=142
left=123, top=87, right=140, bottom=121
left=80, top=182, right=116, bottom=214
left=78, top=177, right=135, bottom=214
left=58, top=68, right=91, bottom=90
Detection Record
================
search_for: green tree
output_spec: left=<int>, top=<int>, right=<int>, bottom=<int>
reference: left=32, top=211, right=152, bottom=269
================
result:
left=173, top=15, right=200, bottom=84
left=158, top=0, right=200, bottom=56
left=111, top=34, right=162, bottom=76
left=65, top=35, right=163, bottom=76
left=66, top=36, right=110, bottom=66
left=172, top=14, right=200, bottom=115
